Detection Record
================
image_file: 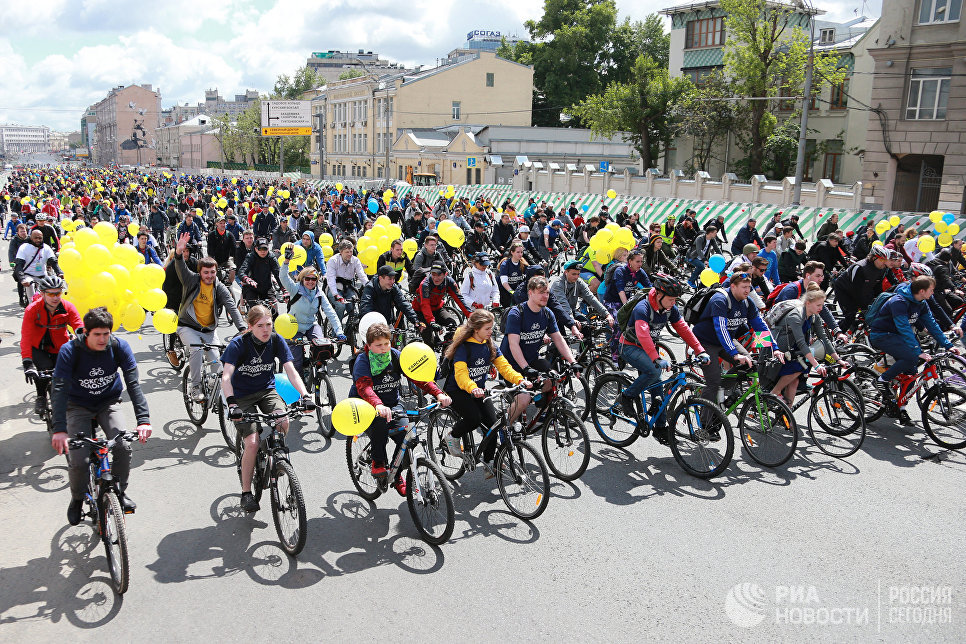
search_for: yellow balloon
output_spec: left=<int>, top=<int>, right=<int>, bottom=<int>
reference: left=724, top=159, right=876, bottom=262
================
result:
left=232, top=178, right=238, bottom=185
left=935, top=221, right=948, bottom=233
left=595, top=249, right=612, bottom=264
left=89, top=271, right=118, bottom=300
left=929, top=210, right=943, bottom=223
left=332, top=398, right=376, bottom=436
left=377, top=235, right=391, bottom=253
left=291, top=244, right=308, bottom=268
left=94, top=221, right=118, bottom=246
left=137, top=288, right=167, bottom=312
left=938, top=233, right=954, bottom=247
left=59, top=248, right=83, bottom=274
left=700, top=268, right=720, bottom=287
left=948, top=223, right=960, bottom=236
left=387, top=223, right=402, bottom=239
left=370, top=224, right=387, bottom=238
left=889, top=215, right=901, bottom=227
left=383, top=194, right=391, bottom=204
left=106, top=264, right=131, bottom=292
left=321, top=245, right=333, bottom=259
left=400, top=342, right=438, bottom=381
left=606, top=189, right=617, bottom=199
left=604, top=222, right=620, bottom=232
left=274, top=314, right=299, bottom=339
left=437, top=219, right=456, bottom=234
left=73, top=227, right=98, bottom=250
left=61, top=219, right=77, bottom=233
left=335, top=183, right=344, bottom=191
left=85, top=244, right=112, bottom=272
left=121, top=302, right=146, bottom=332
left=153, top=308, right=179, bottom=334
left=320, top=232, right=334, bottom=246
left=385, top=189, right=394, bottom=199
left=589, top=230, right=613, bottom=251
left=364, top=262, right=377, bottom=276
left=614, top=228, right=636, bottom=249
left=141, top=263, right=165, bottom=289
left=126, top=222, right=139, bottom=237
left=403, top=238, right=418, bottom=258
left=246, top=186, right=253, bottom=193
left=268, top=207, right=275, bottom=214
left=918, top=236, right=936, bottom=254
left=442, top=226, right=465, bottom=248
left=217, top=198, right=228, bottom=208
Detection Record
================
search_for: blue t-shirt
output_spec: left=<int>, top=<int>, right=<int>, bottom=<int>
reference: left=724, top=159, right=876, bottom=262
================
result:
left=625, top=295, right=682, bottom=345
left=499, top=303, right=558, bottom=369
left=444, top=341, right=500, bottom=393
left=348, top=348, right=402, bottom=407
left=499, top=259, right=526, bottom=292
left=604, top=265, right=653, bottom=303
left=222, top=333, right=294, bottom=397
left=53, top=336, right=137, bottom=408
left=692, top=290, right=768, bottom=356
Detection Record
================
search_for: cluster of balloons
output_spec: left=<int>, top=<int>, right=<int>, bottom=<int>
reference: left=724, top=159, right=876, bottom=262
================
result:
left=58, top=221, right=165, bottom=332
left=587, top=222, right=637, bottom=264
left=874, top=215, right=903, bottom=236
left=356, top=215, right=404, bottom=274
left=437, top=185, right=457, bottom=199
left=928, top=210, right=961, bottom=248
left=330, top=341, right=437, bottom=436
left=699, top=254, right=728, bottom=287
left=436, top=219, right=466, bottom=248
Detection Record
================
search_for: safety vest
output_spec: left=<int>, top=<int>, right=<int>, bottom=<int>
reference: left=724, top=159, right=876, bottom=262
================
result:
left=660, top=223, right=675, bottom=246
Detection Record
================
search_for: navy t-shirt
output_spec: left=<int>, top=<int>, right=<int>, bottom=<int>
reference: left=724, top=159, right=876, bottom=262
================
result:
left=348, top=348, right=402, bottom=407
left=444, top=341, right=499, bottom=393
left=222, top=333, right=293, bottom=397
left=499, top=303, right=558, bottom=369
left=499, top=259, right=526, bottom=291
left=54, top=337, right=137, bottom=408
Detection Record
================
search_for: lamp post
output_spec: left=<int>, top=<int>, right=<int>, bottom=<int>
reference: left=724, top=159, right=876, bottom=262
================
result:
left=791, top=0, right=816, bottom=211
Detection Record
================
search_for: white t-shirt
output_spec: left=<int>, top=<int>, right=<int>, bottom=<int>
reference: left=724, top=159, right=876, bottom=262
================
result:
left=16, top=243, right=56, bottom=278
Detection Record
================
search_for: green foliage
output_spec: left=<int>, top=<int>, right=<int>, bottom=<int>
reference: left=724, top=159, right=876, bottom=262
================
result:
left=608, top=14, right=670, bottom=84
left=338, top=69, right=367, bottom=81
left=672, top=70, right=743, bottom=173
left=273, top=66, right=324, bottom=99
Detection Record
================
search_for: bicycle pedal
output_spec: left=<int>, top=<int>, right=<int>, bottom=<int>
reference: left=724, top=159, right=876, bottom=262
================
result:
left=123, top=507, right=135, bottom=515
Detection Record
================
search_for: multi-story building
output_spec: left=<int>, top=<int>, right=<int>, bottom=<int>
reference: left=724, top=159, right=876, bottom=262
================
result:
left=862, top=0, right=966, bottom=213
left=661, top=1, right=874, bottom=186
left=48, top=131, right=69, bottom=153
left=162, top=89, right=260, bottom=126
left=0, top=124, right=51, bottom=155
left=445, top=29, right=528, bottom=63
left=89, top=84, right=162, bottom=166
left=80, top=107, right=96, bottom=149
left=305, top=50, right=407, bottom=84
left=157, top=114, right=222, bottom=168
left=308, top=51, right=533, bottom=182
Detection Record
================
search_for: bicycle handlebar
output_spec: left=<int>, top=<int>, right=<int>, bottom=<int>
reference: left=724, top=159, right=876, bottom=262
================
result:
left=68, top=430, right=138, bottom=451
left=189, top=343, right=227, bottom=350
left=236, top=400, right=312, bottom=424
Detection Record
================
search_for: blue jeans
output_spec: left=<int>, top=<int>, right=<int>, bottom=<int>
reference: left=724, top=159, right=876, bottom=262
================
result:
left=687, top=258, right=705, bottom=284
left=619, top=342, right=661, bottom=400
left=870, top=332, right=919, bottom=382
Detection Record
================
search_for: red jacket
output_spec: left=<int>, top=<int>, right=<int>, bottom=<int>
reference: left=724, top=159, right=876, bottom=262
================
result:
left=413, top=275, right=472, bottom=324
left=21, top=298, right=83, bottom=360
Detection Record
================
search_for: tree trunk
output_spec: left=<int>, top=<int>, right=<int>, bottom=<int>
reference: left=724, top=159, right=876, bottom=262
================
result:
left=748, top=101, right=766, bottom=176
left=639, top=125, right=653, bottom=170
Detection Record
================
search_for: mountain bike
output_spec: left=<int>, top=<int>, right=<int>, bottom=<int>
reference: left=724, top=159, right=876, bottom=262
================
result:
left=425, top=382, right=552, bottom=520
left=786, top=362, right=866, bottom=458
left=327, top=282, right=361, bottom=360
left=287, top=336, right=337, bottom=438
left=590, top=359, right=732, bottom=479
left=233, top=401, right=312, bottom=556
left=68, top=428, right=139, bottom=595
left=346, top=402, right=455, bottom=544
left=182, top=342, right=232, bottom=451
left=38, top=370, right=54, bottom=433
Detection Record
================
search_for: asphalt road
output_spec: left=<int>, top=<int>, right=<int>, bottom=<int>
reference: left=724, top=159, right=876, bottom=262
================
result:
left=0, top=240, right=964, bottom=641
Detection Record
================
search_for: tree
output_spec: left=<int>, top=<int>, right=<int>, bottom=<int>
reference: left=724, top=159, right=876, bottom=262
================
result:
left=338, top=69, right=366, bottom=81
left=720, top=0, right=847, bottom=176
left=672, top=71, right=743, bottom=173
left=607, top=14, right=670, bottom=85
left=568, top=55, right=693, bottom=170
left=273, top=66, right=324, bottom=99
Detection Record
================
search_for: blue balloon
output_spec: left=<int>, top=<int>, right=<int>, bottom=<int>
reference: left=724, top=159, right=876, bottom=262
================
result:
left=368, top=199, right=379, bottom=214
left=943, top=213, right=956, bottom=225
left=708, top=254, right=726, bottom=274
left=581, top=204, right=590, bottom=213
left=274, top=373, right=300, bottom=405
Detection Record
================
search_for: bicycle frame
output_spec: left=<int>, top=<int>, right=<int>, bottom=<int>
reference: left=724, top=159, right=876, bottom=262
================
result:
left=895, top=362, right=941, bottom=408
left=611, top=370, right=690, bottom=431
left=382, top=403, right=439, bottom=504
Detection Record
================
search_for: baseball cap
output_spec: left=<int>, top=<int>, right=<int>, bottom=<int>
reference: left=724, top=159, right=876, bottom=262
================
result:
left=377, top=264, right=396, bottom=277
left=430, top=261, right=447, bottom=274
left=474, top=253, right=491, bottom=266
left=518, top=225, right=530, bottom=233
left=255, top=237, right=269, bottom=249
left=743, top=243, right=759, bottom=255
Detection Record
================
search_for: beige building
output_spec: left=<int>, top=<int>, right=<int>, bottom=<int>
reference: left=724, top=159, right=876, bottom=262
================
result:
left=90, top=84, right=162, bottom=166
left=309, top=51, right=533, bottom=181
left=157, top=114, right=223, bottom=168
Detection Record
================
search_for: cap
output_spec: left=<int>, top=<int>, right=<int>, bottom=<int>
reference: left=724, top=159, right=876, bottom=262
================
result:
left=563, top=259, right=582, bottom=271
left=518, top=225, right=530, bottom=233
left=743, top=243, right=759, bottom=255
left=430, top=261, right=447, bottom=274
left=255, top=237, right=269, bottom=249
left=377, top=264, right=396, bottom=277
left=473, top=253, right=491, bottom=266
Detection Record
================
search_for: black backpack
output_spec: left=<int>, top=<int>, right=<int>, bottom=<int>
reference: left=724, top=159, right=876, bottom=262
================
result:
left=682, top=286, right=729, bottom=326
left=616, top=290, right=651, bottom=343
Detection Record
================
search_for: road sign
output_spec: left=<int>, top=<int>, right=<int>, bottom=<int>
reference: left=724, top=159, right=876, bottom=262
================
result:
left=260, top=101, right=312, bottom=136
left=599, top=161, right=610, bottom=172
left=467, top=157, right=477, bottom=167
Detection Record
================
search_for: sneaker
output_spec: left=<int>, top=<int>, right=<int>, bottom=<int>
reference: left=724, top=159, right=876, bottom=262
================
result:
left=190, top=385, right=205, bottom=403
left=240, top=491, right=259, bottom=513
left=897, top=409, right=912, bottom=425
left=67, top=499, right=83, bottom=526
left=117, top=492, right=137, bottom=513
left=371, top=463, right=388, bottom=483
left=876, top=380, right=899, bottom=417
left=619, top=393, right=638, bottom=419
left=34, top=396, right=46, bottom=416
left=166, top=350, right=180, bottom=367
left=653, top=418, right=669, bottom=445
left=442, top=428, right=463, bottom=458
left=393, top=475, right=407, bottom=497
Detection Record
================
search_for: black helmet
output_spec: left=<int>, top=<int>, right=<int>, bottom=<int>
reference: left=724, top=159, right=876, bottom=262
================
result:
left=652, top=272, right=685, bottom=298
left=39, top=275, right=66, bottom=292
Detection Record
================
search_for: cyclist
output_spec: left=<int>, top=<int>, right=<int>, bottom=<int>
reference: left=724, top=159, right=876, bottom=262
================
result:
left=15, top=228, right=62, bottom=299
left=692, top=271, right=783, bottom=409
left=173, top=233, right=247, bottom=403
left=376, top=239, right=412, bottom=284
left=440, top=310, right=532, bottom=471
left=730, top=218, right=762, bottom=256
left=206, top=217, right=236, bottom=283
left=222, top=305, right=314, bottom=513
left=278, top=251, right=345, bottom=375
left=771, top=261, right=848, bottom=342
left=233, top=230, right=256, bottom=282
left=617, top=273, right=709, bottom=443
left=326, top=240, right=368, bottom=319
left=50, top=307, right=152, bottom=525
left=461, top=253, right=501, bottom=310
left=491, top=212, right=516, bottom=254
left=869, top=275, right=960, bottom=422
left=271, top=216, right=297, bottom=254
left=833, top=244, right=889, bottom=335
left=349, top=322, right=451, bottom=493
left=497, top=242, right=529, bottom=308
left=644, top=236, right=675, bottom=277
left=413, top=260, right=473, bottom=344
left=757, top=235, right=780, bottom=285
left=807, top=233, right=849, bottom=290
left=360, top=264, right=424, bottom=331
left=238, top=237, right=282, bottom=309
left=603, top=250, right=652, bottom=354
left=297, top=231, right=326, bottom=273
left=31, top=213, right=60, bottom=250
left=21, top=275, right=82, bottom=415
left=550, top=259, right=613, bottom=327
left=686, top=225, right=721, bottom=288
left=410, top=234, right=451, bottom=286
left=135, top=231, right=163, bottom=265
left=175, top=210, right=203, bottom=246
left=544, top=218, right=571, bottom=255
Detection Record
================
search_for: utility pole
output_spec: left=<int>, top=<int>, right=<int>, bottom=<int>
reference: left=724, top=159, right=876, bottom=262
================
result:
left=384, top=94, right=390, bottom=185
left=279, top=135, right=284, bottom=177
left=316, top=111, right=325, bottom=181
left=792, top=0, right=816, bottom=213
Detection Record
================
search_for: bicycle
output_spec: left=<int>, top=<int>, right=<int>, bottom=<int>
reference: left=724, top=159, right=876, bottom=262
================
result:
left=424, top=382, right=552, bottom=520
left=327, top=283, right=361, bottom=360
left=287, top=336, right=337, bottom=438
left=590, top=358, right=732, bottom=479
left=182, top=342, right=233, bottom=451
left=232, top=401, right=311, bottom=556
left=67, top=428, right=139, bottom=595
left=346, top=402, right=456, bottom=544
left=785, top=362, right=866, bottom=458
left=37, top=369, right=54, bottom=433
left=163, top=332, right=189, bottom=373
left=517, top=365, right=591, bottom=481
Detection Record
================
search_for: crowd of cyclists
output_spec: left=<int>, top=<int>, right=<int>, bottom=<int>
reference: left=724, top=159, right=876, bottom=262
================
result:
left=6, top=162, right=966, bottom=570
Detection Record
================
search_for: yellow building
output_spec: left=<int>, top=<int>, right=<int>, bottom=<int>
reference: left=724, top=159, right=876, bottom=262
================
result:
left=309, top=51, right=533, bottom=182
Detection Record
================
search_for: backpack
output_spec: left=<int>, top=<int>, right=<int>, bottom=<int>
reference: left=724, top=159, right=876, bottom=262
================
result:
left=616, top=290, right=651, bottom=341
left=602, top=262, right=620, bottom=288
left=764, top=280, right=802, bottom=309
left=864, top=289, right=897, bottom=327
left=764, top=299, right=799, bottom=330
left=682, top=286, right=728, bottom=326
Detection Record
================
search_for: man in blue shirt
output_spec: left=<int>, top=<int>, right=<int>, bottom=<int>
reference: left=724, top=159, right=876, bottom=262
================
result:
left=757, top=235, right=780, bottom=285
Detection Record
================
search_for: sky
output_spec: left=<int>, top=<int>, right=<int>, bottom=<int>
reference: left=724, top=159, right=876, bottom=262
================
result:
left=0, top=0, right=882, bottom=132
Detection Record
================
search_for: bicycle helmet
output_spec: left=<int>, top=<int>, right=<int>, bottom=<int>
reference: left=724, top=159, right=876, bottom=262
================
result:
left=868, top=244, right=889, bottom=261
left=652, top=272, right=685, bottom=298
left=551, top=218, right=563, bottom=227
left=38, top=274, right=66, bottom=292
left=887, top=249, right=902, bottom=261
left=910, top=262, right=932, bottom=277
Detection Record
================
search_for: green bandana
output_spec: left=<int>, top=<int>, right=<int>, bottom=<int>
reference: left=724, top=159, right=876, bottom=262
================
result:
left=369, top=350, right=391, bottom=375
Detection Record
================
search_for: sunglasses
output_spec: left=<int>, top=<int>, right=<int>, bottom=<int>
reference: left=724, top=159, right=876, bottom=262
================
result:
left=302, top=276, right=318, bottom=282
left=733, top=272, right=751, bottom=281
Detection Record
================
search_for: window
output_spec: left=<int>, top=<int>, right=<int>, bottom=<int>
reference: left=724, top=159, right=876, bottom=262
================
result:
left=685, top=17, right=725, bottom=49
left=819, top=28, right=835, bottom=44
left=830, top=81, right=849, bottom=109
left=452, top=101, right=461, bottom=120
left=486, top=72, right=494, bottom=87
left=682, top=66, right=719, bottom=86
left=918, top=0, right=962, bottom=24
left=906, top=67, right=952, bottom=120
left=823, top=152, right=843, bottom=183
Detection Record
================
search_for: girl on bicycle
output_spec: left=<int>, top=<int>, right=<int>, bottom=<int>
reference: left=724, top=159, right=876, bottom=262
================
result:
left=497, top=242, right=528, bottom=308
left=440, top=310, right=532, bottom=469
left=349, top=322, right=451, bottom=495
left=279, top=251, right=346, bottom=376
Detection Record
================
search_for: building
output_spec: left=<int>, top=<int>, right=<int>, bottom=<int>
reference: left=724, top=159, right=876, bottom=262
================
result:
left=48, top=131, right=70, bottom=153
left=157, top=114, right=223, bottom=168
left=661, top=1, right=875, bottom=187
left=309, top=50, right=534, bottom=181
left=89, top=84, right=162, bottom=166
left=305, top=50, right=407, bottom=84
left=445, top=29, right=528, bottom=63
left=0, top=124, right=51, bottom=155
left=862, top=0, right=966, bottom=213
left=80, top=107, right=96, bottom=148
left=162, top=89, right=260, bottom=126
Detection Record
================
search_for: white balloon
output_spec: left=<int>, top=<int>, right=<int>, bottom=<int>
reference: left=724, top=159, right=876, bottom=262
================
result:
left=358, top=311, right=388, bottom=341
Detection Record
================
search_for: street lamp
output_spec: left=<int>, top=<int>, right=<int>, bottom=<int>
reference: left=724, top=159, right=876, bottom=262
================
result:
left=792, top=0, right=816, bottom=210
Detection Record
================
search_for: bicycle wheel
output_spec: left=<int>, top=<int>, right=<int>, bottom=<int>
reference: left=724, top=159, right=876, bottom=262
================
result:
left=668, top=398, right=734, bottom=479
left=808, top=389, right=865, bottom=458
left=921, top=384, right=966, bottom=450
left=270, top=460, right=307, bottom=556
left=169, top=333, right=187, bottom=374
left=495, top=441, right=550, bottom=520
left=738, top=393, right=798, bottom=468
left=850, top=366, right=886, bottom=423
left=216, top=396, right=235, bottom=453
left=586, top=356, right=616, bottom=386
left=314, top=372, right=337, bottom=439
left=838, top=344, right=878, bottom=369
left=541, top=408, right=591, bottom=481
left=558, top=372, right=590, bottom=421
left=406, top=457, right=455, bottom=545
left=589, top=372, right=639, bottom=447
left=345, top=432, right=381, bottom=500
left=425, top=408, right=466, bottom=481
left=101, top=491, right=130, bottom=595
left=181, top=368, right=209, bottom=425
left=656, top=341, right=678, bottom=366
